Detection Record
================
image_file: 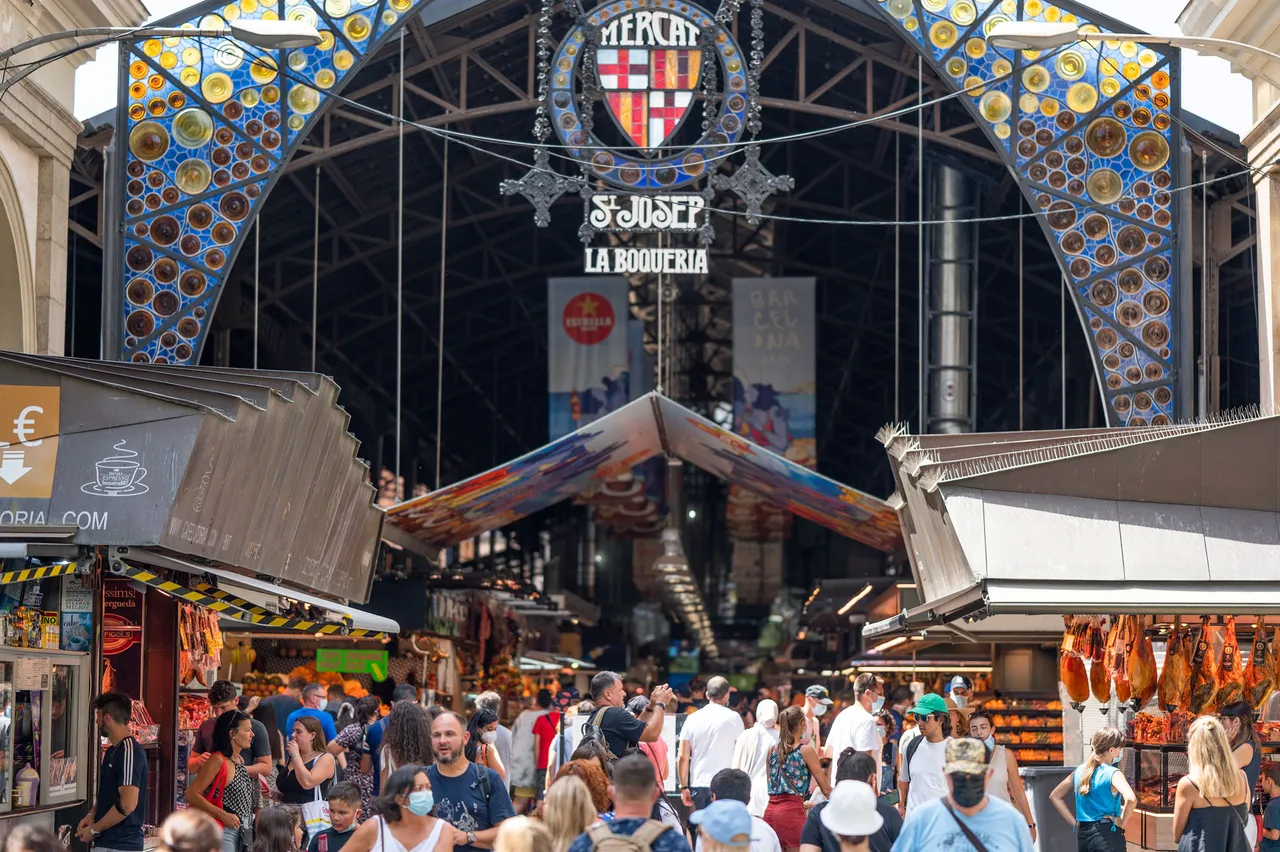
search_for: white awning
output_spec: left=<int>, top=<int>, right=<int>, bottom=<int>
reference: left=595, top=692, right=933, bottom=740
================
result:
left=865, top=416, right=1280, bottom=641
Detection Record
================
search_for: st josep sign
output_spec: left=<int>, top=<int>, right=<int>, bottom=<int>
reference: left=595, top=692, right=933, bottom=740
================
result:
left=501, top=0, right=791, bottom=275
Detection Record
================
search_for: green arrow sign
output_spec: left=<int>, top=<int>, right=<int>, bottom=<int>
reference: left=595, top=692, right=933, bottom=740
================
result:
left=317, top=649, right=390, bottom=682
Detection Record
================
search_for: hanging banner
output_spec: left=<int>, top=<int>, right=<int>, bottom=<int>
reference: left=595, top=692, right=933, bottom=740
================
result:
left=548, top=278, right=632, bottom=441
left=729, top=278, right=816, bottom=587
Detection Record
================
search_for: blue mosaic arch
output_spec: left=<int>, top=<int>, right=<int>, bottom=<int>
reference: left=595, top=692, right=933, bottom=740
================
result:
left=105, top=0, right=1187, bottom=426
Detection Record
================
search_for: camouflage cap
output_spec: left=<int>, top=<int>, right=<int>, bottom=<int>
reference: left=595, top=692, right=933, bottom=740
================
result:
left=944, top=737, right=988, bottom=776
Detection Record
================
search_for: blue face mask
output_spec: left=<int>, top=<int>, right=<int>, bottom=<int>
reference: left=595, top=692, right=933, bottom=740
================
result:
left=407, top=790, right=434, bottom=817
left=871, top=696, right=885, bottom=713
left=984, top=735, right=995, bottom=751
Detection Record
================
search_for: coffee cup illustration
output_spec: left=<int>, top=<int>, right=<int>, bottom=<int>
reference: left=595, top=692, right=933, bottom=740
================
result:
left=83, top=440, right=149, bottom=496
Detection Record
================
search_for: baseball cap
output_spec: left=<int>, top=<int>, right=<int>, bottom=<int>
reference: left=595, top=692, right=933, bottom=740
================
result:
left=908, top=693, right=948, bottom=717
left=947, top=675, right=973, bottom=693
left=804, top=685, right=833, bottom=705
left=689, top=800, right=754, bottom=847
left=819, top=781, right=885, bottom=837
left=944, top=738, right=989, bottom=776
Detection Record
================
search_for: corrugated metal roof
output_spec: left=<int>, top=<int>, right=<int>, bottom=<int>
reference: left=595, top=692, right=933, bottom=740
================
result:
left=0, top=351, right=382, bottom=602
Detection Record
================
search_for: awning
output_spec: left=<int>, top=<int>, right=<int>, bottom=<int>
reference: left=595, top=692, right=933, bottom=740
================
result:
left=0, top=351, right=382, bottom=602
left=0, top=560, right=82, bottom=585
left=865, top=414, right=1280, bottom=640
left=387, top=394, right=902, bottom=553
left=109, top=548, right=399, bottom=637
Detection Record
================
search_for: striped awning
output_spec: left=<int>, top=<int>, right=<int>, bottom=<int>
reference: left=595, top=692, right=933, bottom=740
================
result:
left=0, top=560, right=81, bottom=586
left=111, top=560, right=395, bottom=639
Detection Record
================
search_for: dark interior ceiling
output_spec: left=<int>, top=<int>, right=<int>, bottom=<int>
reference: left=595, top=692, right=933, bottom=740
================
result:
left=67, top=0, right=1260, bottom=506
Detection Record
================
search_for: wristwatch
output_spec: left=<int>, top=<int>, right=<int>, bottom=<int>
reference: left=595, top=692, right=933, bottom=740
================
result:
left=467, top=832, right=477, bottom=845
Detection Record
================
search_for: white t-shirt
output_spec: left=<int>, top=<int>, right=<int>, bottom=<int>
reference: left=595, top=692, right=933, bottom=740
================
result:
left=901, top=736, right=951, bottom=813
left=694, top=815, right=781, bottom=852
left=826, top=703, right=883, bottom=780
left=679, top=703, right=745, bottom=787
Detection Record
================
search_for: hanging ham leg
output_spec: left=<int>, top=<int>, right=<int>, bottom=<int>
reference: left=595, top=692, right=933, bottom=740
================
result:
left=1216, top=616, right=1246, bottom=707
left=1062, top=654, right=1090, bottom=706
left=1159, top=626, right=1191, bottom=712
left=1245, top=618, right=1273, bottom=709
left=1129, top=616, right=1158, bottom=707
left=1190, top=616, right=1219, bottom=714
left=1090, top=658, right=1111, bottom=705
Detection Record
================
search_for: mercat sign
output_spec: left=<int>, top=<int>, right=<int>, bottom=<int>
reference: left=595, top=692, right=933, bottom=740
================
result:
left=317, top=648, right=389, bottom=682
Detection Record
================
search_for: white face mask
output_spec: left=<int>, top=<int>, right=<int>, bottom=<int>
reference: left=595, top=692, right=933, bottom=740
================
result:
left=952, top=695, right=969, bottom=709
left=813, top=704, right=828, bottom=717
left=481, top=730, right=497, bottom=745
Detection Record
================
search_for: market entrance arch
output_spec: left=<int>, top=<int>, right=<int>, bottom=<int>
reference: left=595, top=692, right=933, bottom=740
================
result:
left=0, top=158, right=30, bottom=352
left=103, top=0, right=1188, bottom=428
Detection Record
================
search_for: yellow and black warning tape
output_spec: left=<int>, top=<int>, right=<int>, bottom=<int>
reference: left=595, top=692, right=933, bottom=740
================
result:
left=0, top=561, right=80, bottom=586
left=117, top=562, right=386, bottom=639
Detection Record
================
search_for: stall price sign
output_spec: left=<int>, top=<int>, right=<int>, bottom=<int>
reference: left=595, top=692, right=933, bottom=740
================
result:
left=317, top=648, right=389, bottom=682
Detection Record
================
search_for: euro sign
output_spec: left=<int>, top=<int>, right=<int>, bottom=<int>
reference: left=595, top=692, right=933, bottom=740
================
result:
left=12, top=406, right=42, bottom=447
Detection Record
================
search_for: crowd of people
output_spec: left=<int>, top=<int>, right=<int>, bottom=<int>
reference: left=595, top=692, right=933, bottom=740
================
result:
left=72, top=669, right=1280, bottom=852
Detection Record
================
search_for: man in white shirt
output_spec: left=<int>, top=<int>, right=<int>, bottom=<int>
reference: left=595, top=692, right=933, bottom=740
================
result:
left=897, top=693, right=952, bottom=816
left=825, top=673, right=884, bottom=786
left=679, top=676, right=746, bottom=811
left=693, top=770, right=782, bottom=852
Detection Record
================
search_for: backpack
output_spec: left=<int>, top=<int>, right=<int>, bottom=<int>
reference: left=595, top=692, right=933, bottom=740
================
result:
left=580, top=709, right=622, bottom=762
left=904, top=734, right=924, bottom=777
left=586, top=821, right=670, bottom=852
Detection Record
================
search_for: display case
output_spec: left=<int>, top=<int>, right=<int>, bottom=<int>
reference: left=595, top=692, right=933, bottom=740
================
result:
left=985, top=700, right=1065, bottom=767
left=0, top=650, right=91, bottom=812
left=1129, top=741, right=1187, bottom=813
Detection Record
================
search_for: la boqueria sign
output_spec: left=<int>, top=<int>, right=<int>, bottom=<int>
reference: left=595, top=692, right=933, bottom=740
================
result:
left=0, top=352, right=382, bottom=603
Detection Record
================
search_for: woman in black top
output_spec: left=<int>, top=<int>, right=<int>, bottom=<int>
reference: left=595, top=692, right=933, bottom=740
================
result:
left=279, top=716, right=337, bottom=841
left=1220, top=701, right=1262, bottom=847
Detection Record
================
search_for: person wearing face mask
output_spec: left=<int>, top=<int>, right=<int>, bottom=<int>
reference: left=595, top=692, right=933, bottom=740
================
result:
left=307, top=782, right=363, bottom=852
left=1048, top=727, right=1136, bottom=852
left=339, top=765, right=453, bottom=852
left=801, top=687, right=832, bottom=754
left=825, top=675, right=884, bottom=791
left=763, top=707, right=830, bottom=852
left=733, top=700, right=781, bottom=817
left=944, top=677, right=972, bottom=710
left=891, top=738, right=1034, bottom=851
left=466, top=708, right=509, bottom=783
left=965, top=710, right=1035, bottom=842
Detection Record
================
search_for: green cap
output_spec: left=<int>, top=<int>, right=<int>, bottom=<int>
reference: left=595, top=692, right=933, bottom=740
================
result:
left=908, top=693, right=948, bottom=717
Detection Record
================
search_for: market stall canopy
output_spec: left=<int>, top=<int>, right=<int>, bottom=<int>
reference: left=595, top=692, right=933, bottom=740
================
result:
left=110, top=547, right=399, bottom=637
left=385, top=394, right=902, bottom=553
left=864, top=413, right=1280, bottom=640
left=0, top=352, right=381, bottom=602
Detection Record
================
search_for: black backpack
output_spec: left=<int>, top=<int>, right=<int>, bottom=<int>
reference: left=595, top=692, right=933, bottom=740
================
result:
left=580, top=709, right=621, bottom=762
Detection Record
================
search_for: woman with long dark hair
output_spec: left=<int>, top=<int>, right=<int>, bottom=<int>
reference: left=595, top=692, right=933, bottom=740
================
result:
left=379, top=703, right=433, bottom=790
left=331, top=764, right=453, bottom=852
left=186, top=710, right=257, bottom=852
left=328, top=696, right=381, bottom=821
left=1219, top=701, right=1262, bottom=847
left=763, top=705, right=829, bottom=852
left=465, top=707, right=507, bottom=782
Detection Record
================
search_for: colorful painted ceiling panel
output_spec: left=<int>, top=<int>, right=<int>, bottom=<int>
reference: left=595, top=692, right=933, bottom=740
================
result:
left=386, top=393, right=902, bottom=552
